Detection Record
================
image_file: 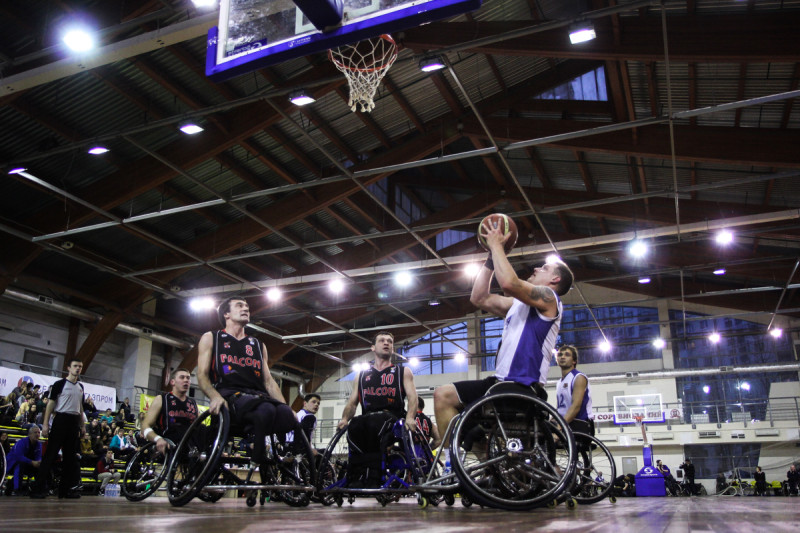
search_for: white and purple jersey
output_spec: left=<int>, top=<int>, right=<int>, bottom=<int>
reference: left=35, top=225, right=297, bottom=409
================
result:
left=556, top=369, right=593, bottom=421
left=494, top=294, right=562, bottom=386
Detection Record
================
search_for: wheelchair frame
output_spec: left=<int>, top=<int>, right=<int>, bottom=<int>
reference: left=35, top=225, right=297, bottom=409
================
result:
left=122, top=438, right=175, bottom=501
left=165, top=407, right=317, bottom=507
left=316, top=418, right=436, bottom=507
left=415, top=388, right=580, bottom=511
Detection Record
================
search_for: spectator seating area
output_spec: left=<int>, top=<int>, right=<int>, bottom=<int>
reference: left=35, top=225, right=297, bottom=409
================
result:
left=1, top=393, right=138, bottom=497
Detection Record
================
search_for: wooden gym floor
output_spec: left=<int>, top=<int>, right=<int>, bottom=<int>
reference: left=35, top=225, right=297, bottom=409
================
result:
left=2, top=494, right=799, bottom=532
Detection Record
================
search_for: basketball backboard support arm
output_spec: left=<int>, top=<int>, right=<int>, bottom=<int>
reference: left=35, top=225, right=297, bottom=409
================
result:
left=206, top=0, right=482, bottom=81
left=294, top=0, right=344, bottom=31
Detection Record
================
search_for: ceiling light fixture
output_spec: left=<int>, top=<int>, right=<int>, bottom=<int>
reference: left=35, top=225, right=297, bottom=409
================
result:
left=179, top=122, right=204, bottom=135
left=568, top=22, right=596, bottom=45
left=715, top=229, right=733, bottom=245
left=192, top=0, right=218, bottom=7
left=394, top=271, right=413, bottom=288
left=454, top=352, right=466, bottom=363
left=629, top=239, right=647, bottom=258
left=189, top=297, right=215, bottom=311
left=428, top=298, right=440, bottom=307
left=709, top=332, right=721, bottom=343
left=702, top=385, right=710, bottom=394
left=545, top=254, right=561, bottom=264
left=713, top=268, right=726, bottom=275
left=464, top=263, right=481, bottom=278
left=289, top=89, right=315, bottom=106
left=652, top=338, right=666, bottom=349
left=8, top=167, right=27, bottom=175
left=769, top=327, right=782, bottom=338
left=599, top=340, right=611, bottom=353
left=408, top=357, right=419, bottom=367
left=63, top=28, right=94, bottom=52
left=266, top=287, right=281, bottom=302
left=329, top=279, right=345, bottom=294
left=419, top=56, right=445, bottom=72
left=638, top=277, right=651, bottom=284
left=88, top=146, right=109, bottom=155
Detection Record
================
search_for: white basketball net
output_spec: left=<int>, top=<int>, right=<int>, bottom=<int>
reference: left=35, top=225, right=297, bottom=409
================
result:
left=329, top=34, right=398, bottom=113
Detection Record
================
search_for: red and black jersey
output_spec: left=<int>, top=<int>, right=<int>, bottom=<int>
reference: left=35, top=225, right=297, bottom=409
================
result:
left=415, top=411, right=433, bottom=440
left=210, top=330, right=267, bottom=393
left=357, top=364, right=405, bottom=418
left=158, top=392, right=198, bottom=442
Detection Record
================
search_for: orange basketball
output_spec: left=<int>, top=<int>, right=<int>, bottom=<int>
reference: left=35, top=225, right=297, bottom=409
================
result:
left=477, top=213, right=518, bottom=252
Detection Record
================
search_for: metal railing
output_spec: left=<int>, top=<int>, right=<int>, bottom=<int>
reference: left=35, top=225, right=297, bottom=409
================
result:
left=592, top=396, right=800, bottom=428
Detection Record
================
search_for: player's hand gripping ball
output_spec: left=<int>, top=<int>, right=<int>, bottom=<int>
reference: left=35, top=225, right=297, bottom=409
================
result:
left=477, top=213, right=518, bottom=253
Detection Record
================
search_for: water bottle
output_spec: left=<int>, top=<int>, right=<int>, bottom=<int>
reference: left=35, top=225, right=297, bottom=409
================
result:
left=443, top=449, right=451, bottom=475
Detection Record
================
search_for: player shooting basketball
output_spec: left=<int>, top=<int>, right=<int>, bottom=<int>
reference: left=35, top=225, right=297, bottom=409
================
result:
left=432, top=216, right=574, bottom=447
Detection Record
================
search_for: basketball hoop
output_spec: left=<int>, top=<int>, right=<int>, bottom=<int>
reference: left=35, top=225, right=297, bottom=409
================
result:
left=329, top=34, right=398, bottom=113
left=633, top=414, right=644, bottom=427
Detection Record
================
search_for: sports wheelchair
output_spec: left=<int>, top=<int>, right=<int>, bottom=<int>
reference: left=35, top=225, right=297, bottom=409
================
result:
left=564, top=431, right=617, bottom=506
left=316, top=415, right=436, bottom=507
left=417, top=382, right=580, bottom=511
left=122, top=438, right=175, bottom=501
left=164, top=406, right=316, bottom=507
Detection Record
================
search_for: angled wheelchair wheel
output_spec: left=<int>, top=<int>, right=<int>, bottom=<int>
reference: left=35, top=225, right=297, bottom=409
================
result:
left=316, top=427, right=348, bottom=505
left=451, top=391, right=577, bottom=511
left=273, top=428, right=316, bottom=507
left=122, top=440, right=173, bottom=501
left=571, top=433, right=615, bottom=505
left=0, top=445, right=6, bottom=494
left=167, top=407, right=229, bottom=507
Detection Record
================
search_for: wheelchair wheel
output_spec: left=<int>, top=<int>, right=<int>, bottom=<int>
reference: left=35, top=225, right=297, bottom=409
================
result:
left=273, top=429, right=316, bottom=507
left=167, top=407, right=229, bottom=507
left=571, top=433, right=615, bottom=505
left=317, top=427, right=348, bottom=504
left=451, top=391, right=577, bottom=511
left=122, top=441, right=172, bottom=502
left=0, top=445, right=6, bottom=494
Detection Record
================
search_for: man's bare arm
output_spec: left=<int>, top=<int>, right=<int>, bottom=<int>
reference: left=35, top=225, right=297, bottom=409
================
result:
left=261, top=344, right=287, bottom=403
left=338, top=381, right=360, bottom=429
left=196, top=332, right=227, bottom=414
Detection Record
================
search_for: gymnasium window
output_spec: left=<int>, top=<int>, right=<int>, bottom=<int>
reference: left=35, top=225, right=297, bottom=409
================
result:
left=536, top=66, right=607, bottom=101
left=401, top=322, right=470, bottom=375
left=669, top=310, right=794, bottom=368
left=435, top=229, right=473, bottom=251
left=683, top=443, right=762, bottom=479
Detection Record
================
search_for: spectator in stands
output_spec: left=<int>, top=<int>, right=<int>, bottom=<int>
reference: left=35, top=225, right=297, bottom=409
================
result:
left=135, top=411, right=146, bottom=430
left=95, top=450, right=121, bottom=495
left=79, top=434, right=97, bottom=465
left=1, top=392, right=19, bottom=422
left=754, top=466, right=767, bottom=496
left=99, top=408, right=114, bottom=424
left=613, top=474, right=635, bottom=497
left=83, top=396, right=98, bottom=420
left=787, top=464, right=799, bottom=496
left=1, top=431, right=11, bottom=458
left=113, top=409, right=127, bottom=426
left=109, top=427, right=136, bottom=460
left=100, top=420, right=113, bottom=443
left=5, top=426, right=42, bottom=496
left=118, top=397, right=135, bottom=423
left=21, top=403, right=42, bottom=430
left=88, top=419, right=101, bottom=439
left=15, top=397, right=36, bottom=424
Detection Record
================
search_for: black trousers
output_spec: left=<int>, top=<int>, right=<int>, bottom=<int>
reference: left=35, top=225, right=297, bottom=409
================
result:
left=34, top=413, right=81, bottom=496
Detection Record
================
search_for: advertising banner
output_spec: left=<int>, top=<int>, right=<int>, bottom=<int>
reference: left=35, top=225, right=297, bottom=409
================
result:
left=0, top=367, right=117, bottom=411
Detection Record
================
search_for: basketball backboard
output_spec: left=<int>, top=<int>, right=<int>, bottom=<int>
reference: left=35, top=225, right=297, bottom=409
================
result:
left=613, top=393, right=664, bottom=425
left=206, top=0, right=482, bottom=81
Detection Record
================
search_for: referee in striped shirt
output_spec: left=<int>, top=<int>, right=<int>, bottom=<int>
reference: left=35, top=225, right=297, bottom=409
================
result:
left=30, top=358, right=88, bottom=499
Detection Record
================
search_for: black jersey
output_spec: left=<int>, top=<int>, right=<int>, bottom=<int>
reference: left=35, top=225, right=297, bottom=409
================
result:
left=210, top=330, right=267, bottom=393
left=158, top=392, right=198, bottom=442
left=415, top=411, right=433, bottom=440
left=357, top=364, right=405, bottom=418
